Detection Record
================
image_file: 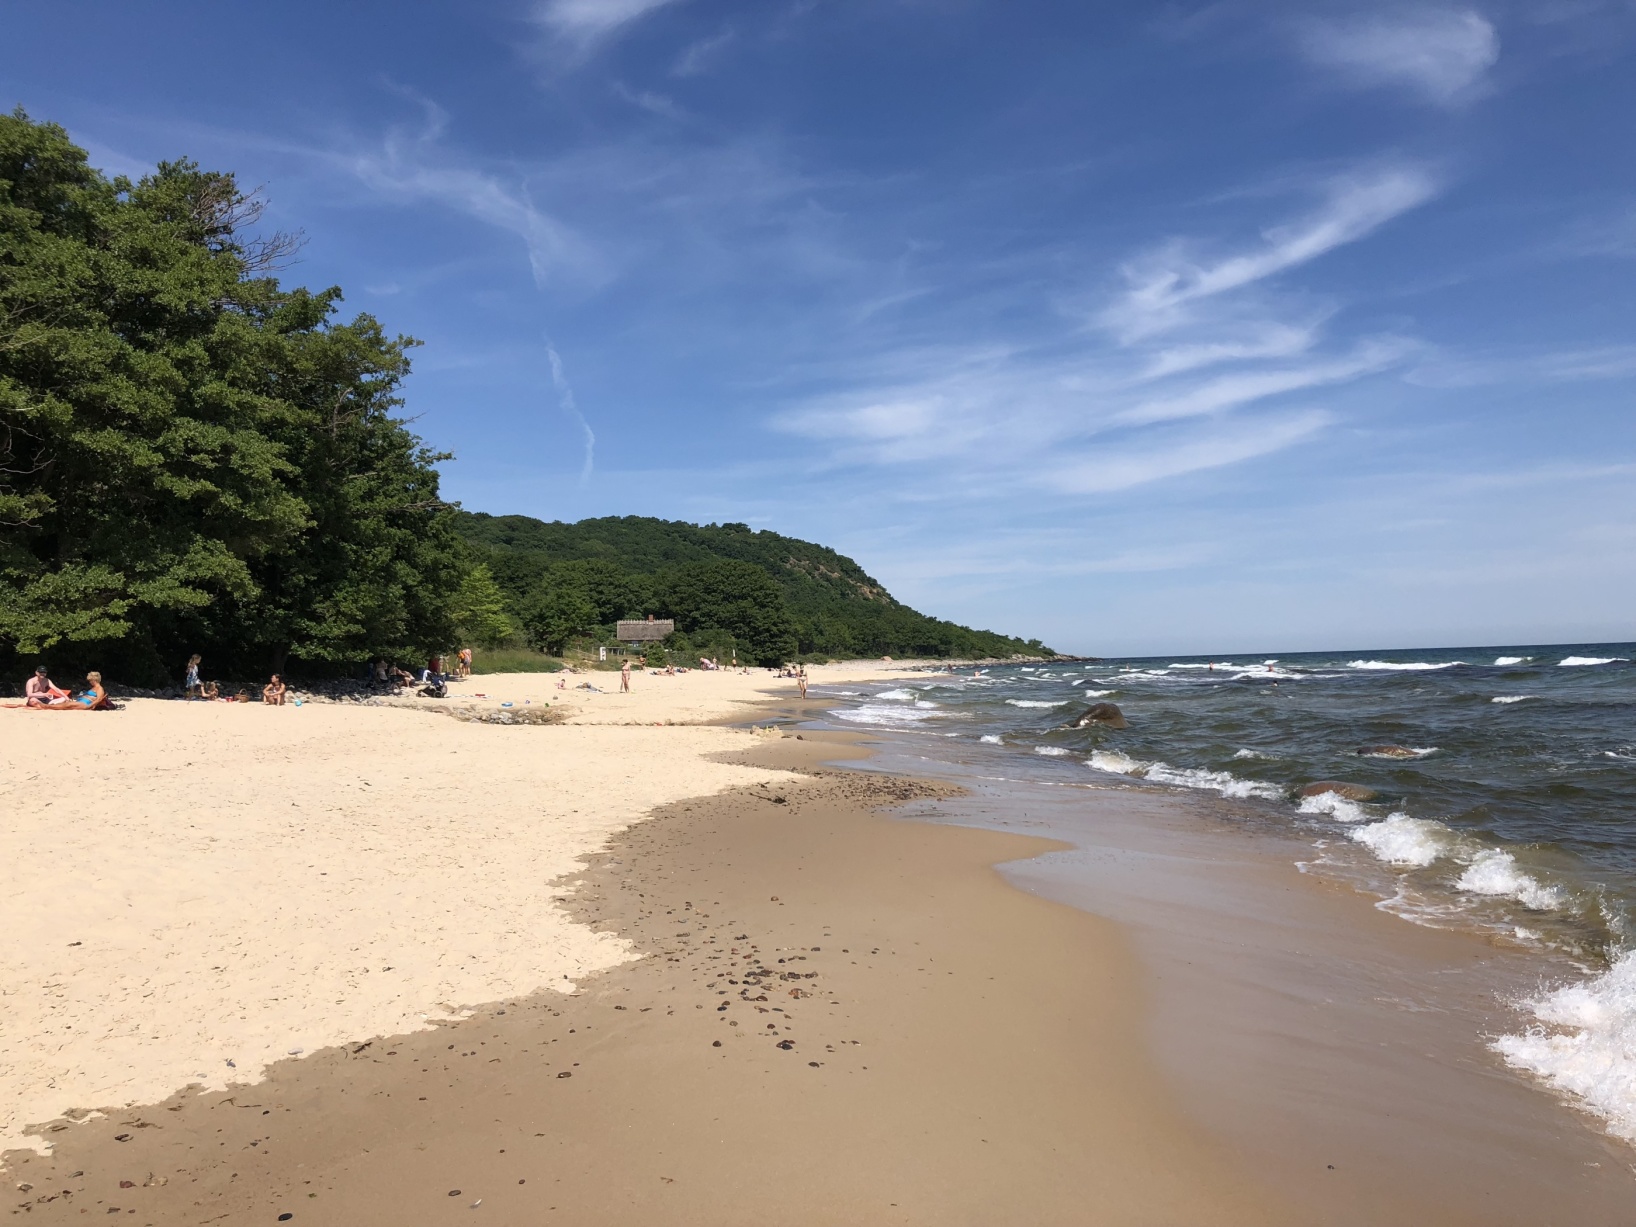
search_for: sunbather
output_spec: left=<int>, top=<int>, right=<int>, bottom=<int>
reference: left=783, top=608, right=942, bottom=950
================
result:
left=263, top=674, right=287, bottom=705
left=24, top=665, right=66, bottom=707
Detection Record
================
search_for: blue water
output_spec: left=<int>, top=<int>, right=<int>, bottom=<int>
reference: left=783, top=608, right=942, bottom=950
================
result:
left=818, top=642, right=1636, bottom=1141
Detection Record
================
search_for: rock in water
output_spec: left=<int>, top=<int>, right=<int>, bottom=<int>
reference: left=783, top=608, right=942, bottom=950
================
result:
left=1071, top=702, right=1127, bottom=729
left=1298, top=780, right=1378, bottom=801
left=1356, top=744, right=1419, bottom=759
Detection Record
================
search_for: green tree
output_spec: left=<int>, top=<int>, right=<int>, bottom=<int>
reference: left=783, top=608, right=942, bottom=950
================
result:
left=0, top=110, right=465, bottom=680
left=449, top=563, right=517, bottom=648
left=659, top=559, right=796, bottom=666
left=520, top=587, right=596, bottom=655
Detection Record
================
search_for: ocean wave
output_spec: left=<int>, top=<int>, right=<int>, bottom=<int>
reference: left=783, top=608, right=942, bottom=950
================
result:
left=1561, top=656, right=1626, bottom=667
left=1455, top=850, right=1568, bottom=911
left=1146, top=763, right=1285, bottom=800
left=1088, top=750, right=1147, bottom=776
left=979, top=734, right=1002, bottom=744
left=831, top=703, right=942, bottom=727
left=1233, top=748, right=1276, bottom=760
left=1083, top=689, right=1114, bottom=698
left=1357, top=745, right=1439, bottom=759
left=1349, top=814, right=1453, bottom=867
left=1034, top=746, right=1072, bottom=757
left=1494, top=656, right=1528, bottom=666
left=1347, top=660, right=1464, bottom=671
left=1493, top=952, right=1636, bottom=1143
left=874, top=688, right=915, bottom=700
left=1492, top=695, right=1533, bottom=704
left=1006, top=699, right=1067, bottom=708
left=1297, top=792, right=1372, bottom=823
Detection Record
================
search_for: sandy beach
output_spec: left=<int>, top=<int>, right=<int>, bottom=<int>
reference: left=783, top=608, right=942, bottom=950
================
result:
left=0, top=663, right=905, bottom=1161
left=6, top=661, right=1633, bottom=1225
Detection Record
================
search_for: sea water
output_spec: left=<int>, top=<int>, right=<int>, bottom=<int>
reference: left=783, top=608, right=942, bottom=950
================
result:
left=820, top=643, right=1636, bottom=1144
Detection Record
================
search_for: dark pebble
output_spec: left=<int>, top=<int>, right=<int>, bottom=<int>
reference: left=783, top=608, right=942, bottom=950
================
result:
left=712, top=1040, right=722, bottom=1047
left=448, top=1189, right=462, bottom=1196
left=777, top=1040, right=794, bottom=1050
left=557, top=1071, right=572, bottom=1079
left=279, top=1216, right=294, bottom=1222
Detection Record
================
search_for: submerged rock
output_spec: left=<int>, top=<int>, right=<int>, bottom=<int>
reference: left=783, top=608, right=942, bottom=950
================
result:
left=1070, top=702, right=1127, bottom=729
left=1297, top=780, right=1378, bottom=801
left=1355, top=744, right=1420, bottom=759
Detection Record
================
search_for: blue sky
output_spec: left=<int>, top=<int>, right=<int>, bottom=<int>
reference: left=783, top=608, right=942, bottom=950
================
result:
left=5, top=1, right=1634, bottom=655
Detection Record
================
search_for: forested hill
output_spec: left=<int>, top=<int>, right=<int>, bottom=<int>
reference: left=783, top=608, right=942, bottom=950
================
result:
left=455, top=512, right=1051, bottom=662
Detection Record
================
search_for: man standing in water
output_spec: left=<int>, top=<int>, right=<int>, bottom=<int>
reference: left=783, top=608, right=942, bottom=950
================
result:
left=620, top=658, right=631, bottom=692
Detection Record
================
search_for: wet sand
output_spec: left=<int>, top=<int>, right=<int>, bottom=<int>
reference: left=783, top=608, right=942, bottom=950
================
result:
left=4, top=732, right=1294, bottom=1225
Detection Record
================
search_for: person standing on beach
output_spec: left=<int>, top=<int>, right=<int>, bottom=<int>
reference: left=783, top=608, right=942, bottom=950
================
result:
left=184, top=654, right=202, bottom=698
left=620, top=659, right=631, bottom=692
left=797, top=666, right=807, bottom=699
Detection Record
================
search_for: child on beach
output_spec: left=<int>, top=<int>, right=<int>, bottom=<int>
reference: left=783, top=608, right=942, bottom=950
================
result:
left=263, top=674, right=287, bottom=705
left=184, top=654, right=202, bottom=698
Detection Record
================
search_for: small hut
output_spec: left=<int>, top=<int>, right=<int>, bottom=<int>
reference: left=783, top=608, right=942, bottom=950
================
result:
left=616, top=614, right=675, bottom=644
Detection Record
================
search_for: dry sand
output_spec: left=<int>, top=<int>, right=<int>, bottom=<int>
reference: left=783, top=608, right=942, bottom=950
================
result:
left=4, top=734, right=1293, bottom=1225
left=0, top=664, right=910, bottom=1159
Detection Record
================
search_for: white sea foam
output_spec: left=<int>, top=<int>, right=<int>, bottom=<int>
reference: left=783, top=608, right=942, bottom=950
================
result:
left=1034, top=746, right=1072, bottom=757
left=1347, top=660, right=1464, bottom=671
left=1455, top=850, right=1568, bottom=911
left=914, top=700, right=940, bottom=708
left=1561, top=656, right=1625, bottom=667
left=979, top=734, right=1002, bottom=744
left=1146, top=764, right=1283, bottom=800
left=1297, top=792, right=1371, bottom=823
left=1349, top=814, right=1452, bottom=867
left=1493, top=952, right=1636, bottom=1142
left=1232, top=748, right=1276, bottom=760
left=1088, top=750, right=1147, bottom=776
left=1357, top=745, right=1438, bottom=759
left=1494, top=656, right=1527, bottom=666
left=1492, top=695, right=1533, bottom=704
left=874, top=688, right=915, bottom=700
left=1006, top=699, right=1067, bottom=708
left=831, top=703, right=941, bottom=727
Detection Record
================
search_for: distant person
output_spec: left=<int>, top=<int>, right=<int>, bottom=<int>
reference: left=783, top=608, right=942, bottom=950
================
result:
left=620, top=659, right=631, bottom=693
left=373, top=659, right=390, bottom=682
left=24, top=665, right=65, bottom=707
left=184, top=654, right=203, bottom=698
left=798, top=667, right=808, bottom=699
left=36, top=672, right=108, bottom=711
left=263, top=674, right=287, bottom=705
left=458, top=647, right=472, bottom=678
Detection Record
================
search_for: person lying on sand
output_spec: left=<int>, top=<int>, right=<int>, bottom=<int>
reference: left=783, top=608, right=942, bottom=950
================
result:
left=263, top=674, right=287, bottom=705
left=34, top=672, right=110, bottom=710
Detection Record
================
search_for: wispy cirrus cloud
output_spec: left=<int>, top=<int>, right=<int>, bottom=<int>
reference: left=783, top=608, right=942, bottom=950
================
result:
left=774, top=162, right=1434, bottom=497
left=1293, top=8, right=1500, bottom=104
left=337, top=98, right=601, bottom=289
left=533, top=0, right=686, bottom=47
left=1104, top=165, right=1438, bottom=341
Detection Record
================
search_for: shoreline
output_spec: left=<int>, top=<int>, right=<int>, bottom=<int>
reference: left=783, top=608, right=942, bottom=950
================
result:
left=4, top=730, right=1293, bottom=1225
left=8, top=669, right=1634, bottom=1222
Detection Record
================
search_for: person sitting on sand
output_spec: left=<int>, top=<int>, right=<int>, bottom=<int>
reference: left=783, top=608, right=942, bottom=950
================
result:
left=24, top=665, right=66, bottom=707
left=263, top=674, right=287, bottom=705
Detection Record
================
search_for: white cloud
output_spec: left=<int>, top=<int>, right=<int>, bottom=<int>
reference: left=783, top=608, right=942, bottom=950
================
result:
left=339, top=102, right=600, bottom=289
left=1295, top=8, right=1500, bottom=104
left=1119, top=337, right=1414, bottom=425
left=534, top=0, right=684, bottom=44
left=1105, top=166, right=1438, bottom=340
left=1043, top=412, right=1332, bottom=494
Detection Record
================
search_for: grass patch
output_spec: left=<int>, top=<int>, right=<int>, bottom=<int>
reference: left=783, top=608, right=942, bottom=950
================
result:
left=470, top=648, right=564, bottom=674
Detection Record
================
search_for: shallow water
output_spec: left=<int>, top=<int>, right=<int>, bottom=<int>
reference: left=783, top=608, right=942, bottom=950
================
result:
left=817, top=642, right=1636, bottom=1146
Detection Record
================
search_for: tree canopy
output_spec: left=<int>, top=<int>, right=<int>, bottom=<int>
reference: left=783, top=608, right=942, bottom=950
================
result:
left=456, top=512, right=1052, bottom=662
left=0, top=110, right=465, bottom=682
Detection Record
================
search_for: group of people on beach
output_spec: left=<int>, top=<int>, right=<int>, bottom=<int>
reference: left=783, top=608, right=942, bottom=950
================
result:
left=19, top=666, right=109, bottom=710
left=185, top=655, right=288, bottom=704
